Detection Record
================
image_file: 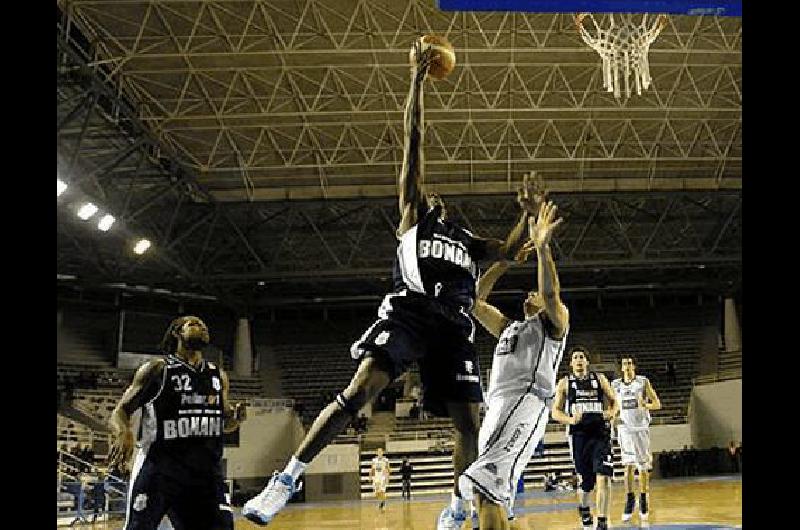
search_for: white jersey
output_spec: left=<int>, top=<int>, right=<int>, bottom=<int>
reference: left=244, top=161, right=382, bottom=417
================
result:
left=611, top=375, right=651, bottom=431
left=371, top=456, right=390, bottom=478
left=486, top=312, right=569, bottom=401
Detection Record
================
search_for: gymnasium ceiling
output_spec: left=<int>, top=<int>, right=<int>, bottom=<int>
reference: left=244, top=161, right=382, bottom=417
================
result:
left=56, top=1, right=741, bottom=307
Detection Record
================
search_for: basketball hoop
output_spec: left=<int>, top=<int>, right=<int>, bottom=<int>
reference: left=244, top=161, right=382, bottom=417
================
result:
left=575, top=13, right=668, bottom=100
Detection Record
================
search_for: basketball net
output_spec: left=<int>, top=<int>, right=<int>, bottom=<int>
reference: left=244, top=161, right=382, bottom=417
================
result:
left=576, top=13, right=668, bottom=100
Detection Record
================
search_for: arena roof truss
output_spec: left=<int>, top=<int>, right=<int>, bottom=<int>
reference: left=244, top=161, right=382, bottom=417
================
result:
left=56, top=1, right=741, bottom=306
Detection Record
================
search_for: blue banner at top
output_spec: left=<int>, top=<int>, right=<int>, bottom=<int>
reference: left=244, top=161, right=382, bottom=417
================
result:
left=437, top=0, right=741, bottom=16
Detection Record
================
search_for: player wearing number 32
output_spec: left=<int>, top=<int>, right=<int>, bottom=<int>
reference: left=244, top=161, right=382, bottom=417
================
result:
left=107, top=316, right=247, bottom=530
left=458, top=199, right=570, bottom=530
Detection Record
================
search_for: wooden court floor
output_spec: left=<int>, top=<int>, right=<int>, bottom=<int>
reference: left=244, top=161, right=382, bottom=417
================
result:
left=77, top=476, right=741, bottom=530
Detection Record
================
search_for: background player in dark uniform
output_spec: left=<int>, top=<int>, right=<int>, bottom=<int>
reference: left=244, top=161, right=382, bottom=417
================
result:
left=551, top=347, right=618, bottom=530
left=243, top=37, right=538, bottom=529
left=108, top=316, right=247, bottom=530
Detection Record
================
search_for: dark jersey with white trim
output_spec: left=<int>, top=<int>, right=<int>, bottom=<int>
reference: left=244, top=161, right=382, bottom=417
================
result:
left=137, top=355, right=225, bottom=482
left=565, top=371, right=609, bottom=436
left=393, top=204, right=488, bottom=310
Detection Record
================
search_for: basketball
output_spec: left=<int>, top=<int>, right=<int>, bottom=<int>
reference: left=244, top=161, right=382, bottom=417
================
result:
left=409, top=35, right=456, bottom=80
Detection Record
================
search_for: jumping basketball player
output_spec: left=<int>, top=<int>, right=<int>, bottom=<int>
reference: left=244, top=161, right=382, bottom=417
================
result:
left=612, top=356, right=661, bottom=525
left=459, top=200, right=570, bottom=529
left=108, top=316, right=246, bottom=530
left=551, top=347, right=617, bottom=530
left=369, top=448, right=391, bottom=511
left=242, top=38, right=537, bottom=529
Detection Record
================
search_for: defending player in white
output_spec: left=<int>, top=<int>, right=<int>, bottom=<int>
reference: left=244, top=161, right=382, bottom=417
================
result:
left=458, top=199, right=569, bottom=529
left=369, top=448, right=391, bottom=511
left=612, top=356, right=662, bottom=525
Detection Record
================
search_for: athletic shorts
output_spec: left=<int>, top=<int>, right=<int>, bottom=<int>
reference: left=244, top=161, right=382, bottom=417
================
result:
left=350, top=291, right=482, bottom=417
left=568, top=432, right=614, bottom=483
left=372, top=476, right=388, bottom=493
left=459, top=392, right=550, bottom=508
left=618, top=425, right=652, bottom=470
left=124, top=458, right=232, bottom=530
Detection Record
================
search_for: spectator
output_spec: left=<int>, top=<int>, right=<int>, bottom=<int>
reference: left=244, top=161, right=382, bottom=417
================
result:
left=687, top=445, right=698, bottom=476
left=658, top=452, right=668, bottom=478
left=400, top=458, right=413, bottom=500
left=544, top=472, right=558, bottom=492
left=666, top=361, right=677, bottom=386
left=728, top=441, right=739, bottom=473
left=669, top=450, right=680, bottom=477
left=91, top=472, right=107, bottom=522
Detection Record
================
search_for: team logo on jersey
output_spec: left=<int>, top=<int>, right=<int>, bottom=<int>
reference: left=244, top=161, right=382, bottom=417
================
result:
left=212, top=376, right=221, bottom=391
left=464, top=360, right=474, bottom=374
left=375, top=331, right=390, bottom=346
left=133, top=493, right=148, bottom=512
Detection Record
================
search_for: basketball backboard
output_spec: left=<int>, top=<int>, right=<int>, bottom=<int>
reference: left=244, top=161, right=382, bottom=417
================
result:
left=437, top=0, right=741, bottom=16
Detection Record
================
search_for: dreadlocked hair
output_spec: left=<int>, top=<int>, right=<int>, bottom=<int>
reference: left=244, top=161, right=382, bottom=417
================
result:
left=159, top=316, right=190, bottom=355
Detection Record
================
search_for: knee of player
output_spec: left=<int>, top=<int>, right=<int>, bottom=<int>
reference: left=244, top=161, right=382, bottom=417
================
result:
left=334, top=391, right=365, bottom=416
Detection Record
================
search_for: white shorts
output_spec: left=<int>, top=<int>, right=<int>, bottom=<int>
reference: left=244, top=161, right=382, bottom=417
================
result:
left=372, top=477, right=388, bottom=494
left=459, top=392, right=550, bottom=508
left=618, top=425, right=651, bottom=470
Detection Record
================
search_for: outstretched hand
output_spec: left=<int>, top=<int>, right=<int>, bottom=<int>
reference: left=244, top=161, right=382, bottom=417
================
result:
left=528, top=200, right=563, bottom=249
left=517, top=172, right=547, bottom=215
left=410, top=37, right=436, bottom=76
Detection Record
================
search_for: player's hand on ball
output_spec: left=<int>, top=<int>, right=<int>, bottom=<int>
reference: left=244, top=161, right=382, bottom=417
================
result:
left=530, top=200, right=564, bottom=249
left=410, top=38, right=435, bottom=73
left=108, top=429, right=134, bottom=470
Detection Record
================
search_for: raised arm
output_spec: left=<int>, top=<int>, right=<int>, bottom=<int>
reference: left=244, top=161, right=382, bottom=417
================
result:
left=519, top=200, right=569, bottom=338
left=472, top=261, right=512, bottom=338
left=478, top=172, right=547, bottom=261
left=397, top=40, right=434, bottom=237
left=108, top=358, right=165, bottom=469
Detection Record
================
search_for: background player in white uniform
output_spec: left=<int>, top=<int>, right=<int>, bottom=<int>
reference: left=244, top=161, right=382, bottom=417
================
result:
left=551, top=348, right=617, bottom=530
left=612, top=356, right=661, bottom=525
left=369, top=448, right=391, bottom=511
left=459, top=199, right=569, bottom=529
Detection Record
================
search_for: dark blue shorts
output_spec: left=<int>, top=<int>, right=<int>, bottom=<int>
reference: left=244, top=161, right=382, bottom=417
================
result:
left=351, top=291, right=483, bottom=416
left=569, top=432, right=614, bottom=480
left=124, top=460, right=232, bottom=530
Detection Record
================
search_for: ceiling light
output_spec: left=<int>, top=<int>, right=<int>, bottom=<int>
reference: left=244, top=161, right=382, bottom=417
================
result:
left=97, top=214, right=115, bottom=231
left=77, top=203, right=98, bottom=220
left=133, top=239, right=151, bottom=255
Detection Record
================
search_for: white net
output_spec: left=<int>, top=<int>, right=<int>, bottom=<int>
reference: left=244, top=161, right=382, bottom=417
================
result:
left=576, top=13, right=668, bottom=100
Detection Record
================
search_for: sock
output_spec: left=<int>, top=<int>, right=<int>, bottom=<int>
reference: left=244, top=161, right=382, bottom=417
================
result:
left=577, top=487, right=592, bottom=507
left=640, top=492, right=649, bottom=513
left=450, top=493, right=466, bottom=513
left=283, top=456, right=307, bottom=481
left=624, top=492, right=635, bottom=513
left=597, top=516, right=607, bottom=528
